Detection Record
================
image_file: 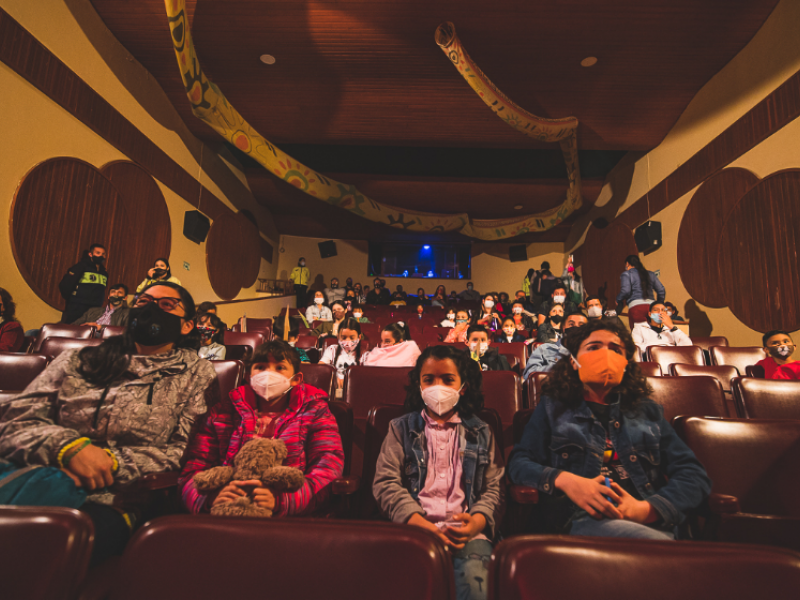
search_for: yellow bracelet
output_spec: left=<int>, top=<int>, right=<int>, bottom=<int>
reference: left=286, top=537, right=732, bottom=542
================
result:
left=56, top=437, right=91, bottom=469
left=104, top=448, right=119, bottom=472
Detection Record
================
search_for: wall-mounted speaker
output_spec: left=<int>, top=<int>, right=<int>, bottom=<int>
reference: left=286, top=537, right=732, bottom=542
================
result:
left=318, top=240, right=338, bottom=258
left=183, top=210, right=210, bottom=244
left=509, top=244, right=528, bottom=263
left=634, top=221, right=662, bottom=255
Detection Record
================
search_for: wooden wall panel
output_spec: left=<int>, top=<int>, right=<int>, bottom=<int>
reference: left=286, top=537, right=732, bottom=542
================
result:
left=718, top=170, right=800, bottom=333
left=677, top=168, right=759, bottom=308
left=206, top=211, right=264, bottom=300
left=237, top=212, right=262, bottom=288
left=580, top=222, right=638, bottom=306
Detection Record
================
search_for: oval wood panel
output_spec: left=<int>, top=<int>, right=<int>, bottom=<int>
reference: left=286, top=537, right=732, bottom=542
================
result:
left=11, top=158, right=126, bottom=310
left=206, top=211, right=263, bottom=300
left=677, top=168, right=758, bottom=308
left=718, top=170, right=800, bottom=333
left=100, top=161, right=172, bottom=292
left=580, top=221, right=638, bottom=306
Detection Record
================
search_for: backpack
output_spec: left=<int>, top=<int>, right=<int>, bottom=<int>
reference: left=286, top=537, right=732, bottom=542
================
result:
left=0, top=461, right=87, bottom=508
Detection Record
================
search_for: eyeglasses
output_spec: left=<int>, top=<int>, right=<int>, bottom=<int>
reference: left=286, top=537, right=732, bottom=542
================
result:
left=135, top=293, right=183, bottom=312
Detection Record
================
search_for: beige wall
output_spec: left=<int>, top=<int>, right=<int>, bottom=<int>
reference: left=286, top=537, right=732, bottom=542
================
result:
left=277, top=235, right=565, bottom=298
left=569, top=0, right=800, bottom=347
left=0, top=0, right=280, bottom=330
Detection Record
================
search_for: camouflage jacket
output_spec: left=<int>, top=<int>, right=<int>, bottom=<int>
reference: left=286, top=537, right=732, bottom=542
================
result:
left=0, top=348, right=217, bottom=507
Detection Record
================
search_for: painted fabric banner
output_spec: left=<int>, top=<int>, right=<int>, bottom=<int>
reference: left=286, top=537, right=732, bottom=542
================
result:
left=163, top=2, right=582, bottom=240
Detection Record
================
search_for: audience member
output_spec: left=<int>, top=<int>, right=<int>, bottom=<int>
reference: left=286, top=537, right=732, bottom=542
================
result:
left=197, top=313, right=226, bottom=360
left=345, top=277, right=354, bottom=291
left=312, top=300, right=347, bottom=338
left=344, top=289, right=358, bottom=313
left=510, top=300, right=536, bottom=333
left=72, top=284, right=130, bottom=330
left=319, top=317, right=363, bottom=393
left=496, top=318, right=527, bottom=344
left=531, top=262, right=559, bottom=308
left=415, top=288, right=431, bottom=306
left=412, top=304, right=427, bottom=319
left=631, top=301, right=691, bottom=355
left=537, top=304, right=565, bottom=343
left=663, top=301, right=684, bottom=322
left=473, top=294, right=502, bottom=332
left=497, top=292, right=511, bottom=317
left=361, top=323, right=421, bottom=367
left=353, top=283, right=366, bottom=304
left=305, top=291, right=333, bottom=323
left=285, top=329, right=311, bottom=363
left=352, top=307, right=371, bottom=323
left=522, top=268, right=536, bottom=305
left=514, top=290, right=538, bottom=314
left=390, top=290, right=408, bottom=306
left=616, top=255, right=665, bottom=327
left=324, top=277, right=346, bottom=305
left=136, top=258, right=181, bottom=294
left=444, top=310, right=471, bottom=343
left=523, top=313, right=588, bottom=378
left=562, top=256, right=584, bottom=306
left=431, top=285, right=447, bottom=307
left=537, top=283, right=578, bottom=326
left=58, top=243, right=108, bottom=324
left=458, top=282, right=481, bottom=303
left=756, top=330, right=797, bottom=379
left=366, top=278, right=390, bottom=305
left=0, top=282, right=216, bottom=563
left=440, top=309, right=457, bottom=328
left=509, top=319, right=711, bottom=539
left=180, top=340, right=344, bottom=516
left=585, top=296, right=626, bottom=330
left=196, top=301, right=217, bottom=327
left=394, top=285, right=408, bottom=300
left=466, top=325, right=510, bottom=371
left=373, top=345, right=503, bottom=600
left=448, top=290, right=459, bottom=302
left=289, top=257, right=310, bottom=307
left=0, top=287, right=24, bottom=352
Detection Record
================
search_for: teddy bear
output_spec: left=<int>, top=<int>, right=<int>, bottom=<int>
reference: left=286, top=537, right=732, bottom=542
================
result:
left=193, top=437, right=305, bottom=517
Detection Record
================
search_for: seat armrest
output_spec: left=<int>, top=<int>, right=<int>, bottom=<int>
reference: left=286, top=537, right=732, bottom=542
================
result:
left=708, top=493, right=740, bottom=514
left=332, top=476, right=361, bottom=495
left=509, top=484, right=539, bottom=505
left=138, top=471, right=179, bottom=491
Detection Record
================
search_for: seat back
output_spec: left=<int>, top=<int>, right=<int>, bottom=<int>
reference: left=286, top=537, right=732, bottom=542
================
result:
left=223, top=332, right=266, bottom=355
left=691, top=336, right=729, bottom=351
left=0, top=352, right=49, bottom=391
left=295, top=334, right=318, bottom=350
left=670, top=364, right=740, bottom=415
left=222, top=345, right=251, bottom=361
left=482, top=371, right=522, bottom=456
left=525, top=372, right=549, bottom=410
left=648, top=345, right=705, bottom=372
left=645, top=375, right=730, bottom=421
left=208, top=360, right=244, bottom=407
left=678, top=417, right=800, bottom=517
left=101, top=325, right=126, bottom=339
left=34, top=323, right=95, bottom=352
left=512, top=408, right=535, bottom=446
left=359, top=323, right=382, bottom=344
left=637, top=362, right=662, bottom=377
left=299, top=363, right=337, bottom=399
left=632, top=346, right=643, bottom=362
left=490, top=535, right=800, bottom=600
left=732, top=377, right=800, bottom=420
left=495, top=343, right=528, bottom=375
left=0, top=506, right=94, bottom=600
left=746, top=364, right=766, bottom=378
left=238, top=317, right=273, bottom=332
left=343, top=366, right=412, bottom=478
left=710, top=346, right=766, bottom=376
left=328, top=401, right=354, bottom=476
left=37, top=337, right=103, bottom=359
left=112, top=516, right=455, bottom=600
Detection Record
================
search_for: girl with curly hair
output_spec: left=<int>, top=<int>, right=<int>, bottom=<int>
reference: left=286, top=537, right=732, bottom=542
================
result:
left=508, top=319, right=710, bottom=539
left=373, top=345, right=503, bottom=600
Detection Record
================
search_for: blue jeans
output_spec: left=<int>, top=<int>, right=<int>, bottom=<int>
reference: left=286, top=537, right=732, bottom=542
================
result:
left=452, top=539, right=492, bottom=600
left=571, top=516, right=675, bottom=540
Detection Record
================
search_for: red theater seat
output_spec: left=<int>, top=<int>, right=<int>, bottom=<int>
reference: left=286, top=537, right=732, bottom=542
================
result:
left=223, top=331, right=265, bottom=354
left=645, top=375, right=730, bottom=421
left=710, top=346, right=766, bottom=376
left=38, top=337, right=103, bottom=359
left=671, top=364, right=740, bottom=415
left=647, top=345, right=705, bottom=372
left=34, top=323, right=95, bottom=352
left=482, top=370, right=522, bottom=456
left=299, top=363, right=337, bottom=399
left=100, top=325, right=126, bottom=339
left=525, top=372, right=549, bottom=410
left=0, top=352, right=49, bottom=391
left=208, top=360, right=244, bottom=407
left=637, top=361, right=662, bottom=377
left=691, top=336, right=729, bottom=351
left=732, top=377, right=800, bottom=420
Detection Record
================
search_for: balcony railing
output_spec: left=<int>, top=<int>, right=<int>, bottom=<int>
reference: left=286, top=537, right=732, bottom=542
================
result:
left=256, top=279, right=294, bottom=297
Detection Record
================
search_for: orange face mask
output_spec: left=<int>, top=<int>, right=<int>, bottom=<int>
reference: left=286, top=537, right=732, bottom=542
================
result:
left=577, top=348, right=628, bottom=387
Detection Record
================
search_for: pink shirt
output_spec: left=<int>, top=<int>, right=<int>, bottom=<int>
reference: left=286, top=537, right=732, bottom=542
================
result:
left=418, top=410, right=465, bottom=524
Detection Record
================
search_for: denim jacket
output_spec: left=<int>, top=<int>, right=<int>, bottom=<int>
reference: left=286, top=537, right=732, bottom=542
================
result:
left=373, top=411, right=504, bottom=538
left=508, top=395, right=711, bottom=528
left=616, top=269, right=666, bottom=306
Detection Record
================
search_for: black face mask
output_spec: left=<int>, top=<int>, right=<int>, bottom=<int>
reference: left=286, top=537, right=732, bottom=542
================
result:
left=108, top=297, right=124, bottom=306
left=153, top=268, right=167, bottom=278
left=550, top=315, right=564, bottom=325
left=92, top=255, right=105, bottom=265
left=331, top=283, right=339, bottom=289
left=129, top=303, right=184, bottom=347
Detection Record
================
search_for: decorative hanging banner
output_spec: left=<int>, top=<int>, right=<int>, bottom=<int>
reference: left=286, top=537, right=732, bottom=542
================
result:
left=163, top=1, right=581, bottom=240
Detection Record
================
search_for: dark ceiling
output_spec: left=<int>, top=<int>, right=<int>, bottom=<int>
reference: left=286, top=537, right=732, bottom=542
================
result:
left=91, top=0, right=779, bottom=243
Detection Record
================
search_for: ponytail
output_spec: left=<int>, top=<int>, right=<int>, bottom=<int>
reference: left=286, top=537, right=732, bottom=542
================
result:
left=626, top=255, right=652, bottom=298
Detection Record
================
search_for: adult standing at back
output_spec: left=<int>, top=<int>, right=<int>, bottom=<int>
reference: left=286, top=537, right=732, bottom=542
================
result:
left=616, top=255, right=665, bottom=328
left=58, top=243, right=108, bottom=324
left=289, top=257, right=310, bottom=308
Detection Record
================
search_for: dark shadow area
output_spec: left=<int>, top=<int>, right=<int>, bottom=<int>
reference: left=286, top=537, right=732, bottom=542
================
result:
left=684, top=299, right=713, bottom=337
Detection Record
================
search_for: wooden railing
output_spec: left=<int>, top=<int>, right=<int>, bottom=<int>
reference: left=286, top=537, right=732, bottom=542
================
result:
left=256, top=279, right=294, bottom=297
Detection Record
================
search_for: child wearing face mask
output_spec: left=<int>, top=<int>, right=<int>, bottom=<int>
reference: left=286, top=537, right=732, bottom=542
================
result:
left=440, top=310, right=457, bottom=328
left=305, top=292, right=333, bottom=323
left=757, top=330, right=798, bottom=379
left=373, top=345, right=503, bottom=600
left=197, top=313, right=227, bottom=360
left=473, top=295, right=501, bottom=332
left=319, top=318, right=363, bottom=394
left=361, top=323, right=421, bottom=367
left=444, top=310, right=471, bottom=343
left=180, top=340, right=344, bottom=516
left=351, top=307, right=371, bottom=323
left=465, top=325, right=510, bottom=372
left=509, top=320, right=710, bottom=540
left=495, top=318, right=528, bottom=344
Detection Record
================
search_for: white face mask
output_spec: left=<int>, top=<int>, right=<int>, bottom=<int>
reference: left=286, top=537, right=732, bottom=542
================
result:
left=503, top=328, right=515, bottom=337
left=299, top=261, right=305, bottom=267
left=339, top=339, right=358, bottom=352
left=314, top=297, right=324, bottom=305
left=512, top=307, right=523, bottom=314
left=421, top=384, right=463, bottom=416
left=353, top=312, right=363, bottom=319
left=447, top=314, right=455, bottom=320
left=553, top=295, right=566, bottom=304
left=469, top=341, right=489, bottom=356
left=484, top=299, right=494, bottom=308
left=587, top=305, right=603, bottom=318
left=251, top=370, right=293, bottom=402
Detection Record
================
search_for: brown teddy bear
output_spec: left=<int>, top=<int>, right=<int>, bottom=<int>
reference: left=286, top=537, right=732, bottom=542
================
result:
left=193, top=438, right=305, bottom=517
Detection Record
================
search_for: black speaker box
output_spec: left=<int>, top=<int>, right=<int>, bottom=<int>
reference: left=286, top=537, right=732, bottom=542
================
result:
left=509, top=244, right=528, bottom=263
left=183, top=211, right=211, bottom=244
left=634, top=221, right=662, bottom=255
left=318, top=240, right=338, bottom=258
